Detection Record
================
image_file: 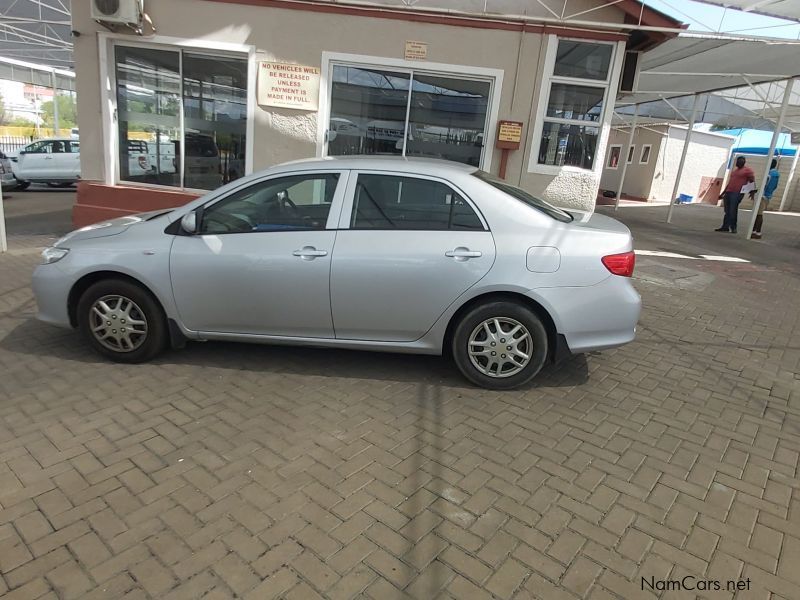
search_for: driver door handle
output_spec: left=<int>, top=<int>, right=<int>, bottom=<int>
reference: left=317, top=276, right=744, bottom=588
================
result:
left=293, top=246, right=328, bottom=260
left=445, top=247, right=482, bottom=260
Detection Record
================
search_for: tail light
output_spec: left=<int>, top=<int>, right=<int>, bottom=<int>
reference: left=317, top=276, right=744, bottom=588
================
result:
left=602, top=251, right=635, bottom=277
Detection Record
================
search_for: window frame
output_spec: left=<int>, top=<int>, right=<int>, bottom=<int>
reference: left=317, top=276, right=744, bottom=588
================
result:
left=606, top=144, right=622, bottom=170
left=197, top=169, right=350, bottom=235
left=99, top=34, right=256, bottom=193
left=528, top=36, right=624, bottom=175
left=639, top=144, right=652, bottom=165
left=337, top=170, right=489, bottom=232
left=318, top=52, right=504, bottom=171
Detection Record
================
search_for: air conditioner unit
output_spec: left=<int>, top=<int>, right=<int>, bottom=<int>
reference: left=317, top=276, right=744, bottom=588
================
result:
left=91, top=0, right=143, bottom=26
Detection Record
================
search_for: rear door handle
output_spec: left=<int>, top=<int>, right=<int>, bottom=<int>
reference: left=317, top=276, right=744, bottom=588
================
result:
left=446, top=247, right=482, bottom=260
left=293, top=246, right=328, bottom=260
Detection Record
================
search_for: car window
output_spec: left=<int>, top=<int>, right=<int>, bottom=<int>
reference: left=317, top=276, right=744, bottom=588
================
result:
left=200, top=173, right=340, bottom=234
left=26, top=141, right=52, bottom=154
left=473, top=171, right=573, bottom=223
left=351, top=174, right=483, bottom=231
left=67, top=141, right=80, bottom=153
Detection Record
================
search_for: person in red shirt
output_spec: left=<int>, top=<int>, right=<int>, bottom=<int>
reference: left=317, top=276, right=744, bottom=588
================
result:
left=716, top=156, right=755, bottom=233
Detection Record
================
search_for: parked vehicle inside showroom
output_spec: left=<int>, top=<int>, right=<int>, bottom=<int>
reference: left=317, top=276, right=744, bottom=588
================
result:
left=11, top=138, right=81, bottom=189
left=32, top=157, right=641, bottom=389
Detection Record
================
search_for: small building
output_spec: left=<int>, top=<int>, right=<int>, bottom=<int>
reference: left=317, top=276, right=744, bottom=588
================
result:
left=599, top=124, right=734, bottom=204
left=69, top=0, right=680, bottom=225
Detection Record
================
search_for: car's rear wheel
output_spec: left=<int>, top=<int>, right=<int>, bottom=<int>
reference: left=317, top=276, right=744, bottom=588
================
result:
left=452, top=301, right=548, bottom=390
left=77, top=279, right=167, bottom=363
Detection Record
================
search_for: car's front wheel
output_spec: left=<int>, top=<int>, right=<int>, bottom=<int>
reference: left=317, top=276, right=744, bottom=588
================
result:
left=452, top=301, right=549, bottom=390
left=77, top=279, right=167, bottom=363
left=15, top=179, right=30, bottom=190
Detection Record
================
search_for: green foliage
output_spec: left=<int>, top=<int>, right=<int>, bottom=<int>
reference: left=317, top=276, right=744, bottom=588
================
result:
left=40, top=95, right=78, bottom=130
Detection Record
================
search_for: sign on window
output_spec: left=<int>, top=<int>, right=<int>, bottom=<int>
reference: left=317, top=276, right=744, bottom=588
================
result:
left=258, top=62, right=321, bottom=110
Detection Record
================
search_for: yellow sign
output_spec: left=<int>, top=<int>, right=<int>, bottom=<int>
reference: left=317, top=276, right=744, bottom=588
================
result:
left=258, top=62, right=320, bottom=110
left=404, top=41, right=428, bottom=61
left=498, top=121, right=523, bottom=144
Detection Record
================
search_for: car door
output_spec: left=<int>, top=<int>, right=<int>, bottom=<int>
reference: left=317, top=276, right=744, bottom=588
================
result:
left=17, top=141, right=52, bottom=180
left=48, top=140, right=71, bottom=180
left=65, top=140, right=81, bottom=179
left=330, top=172, right=495, bottom=342
left=169, top=170, right=346, bottom=337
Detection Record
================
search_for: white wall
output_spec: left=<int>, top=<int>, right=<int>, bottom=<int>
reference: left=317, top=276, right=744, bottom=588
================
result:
left=649, top=127, right=733, bottom=203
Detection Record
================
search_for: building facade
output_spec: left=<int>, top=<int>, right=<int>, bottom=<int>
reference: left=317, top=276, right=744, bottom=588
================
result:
left=70, top=0, right=678, bottom=225
left=600, top=124, right=734, bottom=203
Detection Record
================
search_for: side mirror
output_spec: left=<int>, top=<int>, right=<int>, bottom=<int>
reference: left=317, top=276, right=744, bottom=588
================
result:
left=325, top=129, right=338, bottom=143
left=18, top=150, right=26, bottom=156
left=180, top=211, right=199, bottom=234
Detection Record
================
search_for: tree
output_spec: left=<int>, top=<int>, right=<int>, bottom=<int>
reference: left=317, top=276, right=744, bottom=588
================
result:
left=0, top=94, right=7, bottom=126
left=40, top=94, right=77, bottom=131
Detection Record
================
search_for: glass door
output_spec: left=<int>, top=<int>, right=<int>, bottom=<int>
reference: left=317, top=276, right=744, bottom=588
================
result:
left=326, top=64, right=492, bottom=168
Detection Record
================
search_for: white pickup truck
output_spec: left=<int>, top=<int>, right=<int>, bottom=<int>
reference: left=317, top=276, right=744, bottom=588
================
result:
left=126, top=140, right=177, bottom=180
left=11, top=138, right=81, bottom=189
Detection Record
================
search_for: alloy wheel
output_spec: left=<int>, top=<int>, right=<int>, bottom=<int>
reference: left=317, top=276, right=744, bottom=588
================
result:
left=89, top=295, right=148, bottom=353
left=467, top=317, right=532, bottom=378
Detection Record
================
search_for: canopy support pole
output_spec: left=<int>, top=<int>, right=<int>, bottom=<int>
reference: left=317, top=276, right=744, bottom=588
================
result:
left=614, top=104, right=639, bottom=211
left=51, top=71, right=60, bottom=136
left=0, top=181, right=6, bottom=253
left=666, top=93, right=700, bottom=224
left=747, top=78, right=794, bottom=240
left=778, top=141, right=799, bottom=212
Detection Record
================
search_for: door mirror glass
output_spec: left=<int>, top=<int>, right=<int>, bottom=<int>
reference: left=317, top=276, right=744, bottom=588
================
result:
left=180, top=211, right=198, bottom=234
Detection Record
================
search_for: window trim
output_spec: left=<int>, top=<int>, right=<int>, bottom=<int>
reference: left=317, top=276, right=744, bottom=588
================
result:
left=639, top=144, right=652, bottom=165
left=337, top=170, right=489, bottom=232
left=196, top=169, right=351, bottom=234
left=527, top=36, right=625, bottom=175
left=606, top=144, right=622, bottom=170
left=99, top=33, right=256, bottom=191
left=318, top=52, right=504, bottom=171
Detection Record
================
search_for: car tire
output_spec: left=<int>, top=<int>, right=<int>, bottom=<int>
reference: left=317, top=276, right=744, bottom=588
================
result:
left=15, top=180, right=30, bottom=190
left=452, top=301, right=549, bottom=390
left=77, top=279, right=167, bottom=363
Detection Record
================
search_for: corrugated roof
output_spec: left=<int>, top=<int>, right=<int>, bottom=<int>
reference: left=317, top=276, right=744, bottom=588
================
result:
left=695, top=0, right=800, bottom=23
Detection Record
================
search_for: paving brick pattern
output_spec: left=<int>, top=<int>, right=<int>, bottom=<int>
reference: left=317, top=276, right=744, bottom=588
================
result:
left=0, top=199, right=799, bottom=598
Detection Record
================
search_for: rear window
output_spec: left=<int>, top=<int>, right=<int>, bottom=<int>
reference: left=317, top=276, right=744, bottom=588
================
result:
left=473, top=171, right=573, bottom=223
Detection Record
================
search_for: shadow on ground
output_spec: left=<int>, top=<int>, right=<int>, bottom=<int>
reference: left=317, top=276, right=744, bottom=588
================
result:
left=1, top=317, right=590, bottom=390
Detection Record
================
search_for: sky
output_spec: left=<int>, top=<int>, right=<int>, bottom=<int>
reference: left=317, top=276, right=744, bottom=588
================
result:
left=645, top=0, right=800, bottom=39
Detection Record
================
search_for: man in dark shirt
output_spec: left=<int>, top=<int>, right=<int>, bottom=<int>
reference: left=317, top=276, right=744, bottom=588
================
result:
left=716, top=156, right=755, bottom=233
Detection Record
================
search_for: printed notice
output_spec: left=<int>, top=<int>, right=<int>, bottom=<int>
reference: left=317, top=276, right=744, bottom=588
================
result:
left=258, top=62, right=321, bottom=110
left=404, top=41, right=428, bottom=60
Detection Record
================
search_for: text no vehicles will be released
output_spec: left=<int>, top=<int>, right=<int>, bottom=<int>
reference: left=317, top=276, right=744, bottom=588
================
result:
left=258, top=62, right=321, bottom=110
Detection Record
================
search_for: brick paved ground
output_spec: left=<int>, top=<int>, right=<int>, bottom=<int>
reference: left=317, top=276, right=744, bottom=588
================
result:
left=1, top=194, right=799, bottom=599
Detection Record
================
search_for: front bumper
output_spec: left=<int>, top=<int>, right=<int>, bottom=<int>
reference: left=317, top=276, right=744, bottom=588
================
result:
left=32, top=263, right=73, bottom=328
left=1, top=172, right=16, bottom=188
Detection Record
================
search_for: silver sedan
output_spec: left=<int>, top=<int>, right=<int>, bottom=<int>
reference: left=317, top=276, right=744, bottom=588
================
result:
left=32, top=157, right=640, bottom=389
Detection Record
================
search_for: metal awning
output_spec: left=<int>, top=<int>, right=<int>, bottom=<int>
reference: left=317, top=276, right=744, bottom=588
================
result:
left=617, top=35, right=800, bottom=131
left=695, top=0, right=800, bottom=22
left=0, top=0, right=73, bottom=69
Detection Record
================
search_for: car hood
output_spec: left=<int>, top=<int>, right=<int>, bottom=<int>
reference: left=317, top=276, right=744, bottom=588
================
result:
left=54, top=210, right=172, bottom=247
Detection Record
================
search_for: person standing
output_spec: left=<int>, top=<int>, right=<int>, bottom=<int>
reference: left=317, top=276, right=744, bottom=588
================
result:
left=752, top=158, right=780, bottom=239
left=716, top=156, right=755, bottom=233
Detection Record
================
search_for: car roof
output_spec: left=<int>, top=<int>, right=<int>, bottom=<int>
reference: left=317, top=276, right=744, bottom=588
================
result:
left=275, top=155, right=479, bottom=176
left=29, top=138, right=76, bottom=143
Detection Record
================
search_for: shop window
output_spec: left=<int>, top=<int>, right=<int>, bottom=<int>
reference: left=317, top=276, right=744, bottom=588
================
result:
left=327, top=66, right=491, bottom=168
left=115, top=45, right=247, bottom=191
left=535, top=39, right=614, bottom=171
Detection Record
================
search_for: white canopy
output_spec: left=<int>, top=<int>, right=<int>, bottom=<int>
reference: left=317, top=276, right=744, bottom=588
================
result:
left=617, top=35, right=800, bottom=132
left=695, top=0, right=800, bottom=22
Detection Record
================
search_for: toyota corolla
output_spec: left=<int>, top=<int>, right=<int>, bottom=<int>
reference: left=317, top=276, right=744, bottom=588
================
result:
left=32, top=157, right=641, bottom=389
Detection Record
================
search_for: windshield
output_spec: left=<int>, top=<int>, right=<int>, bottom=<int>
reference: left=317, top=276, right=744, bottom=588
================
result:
left=473, top=171, right=573, bottom=223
